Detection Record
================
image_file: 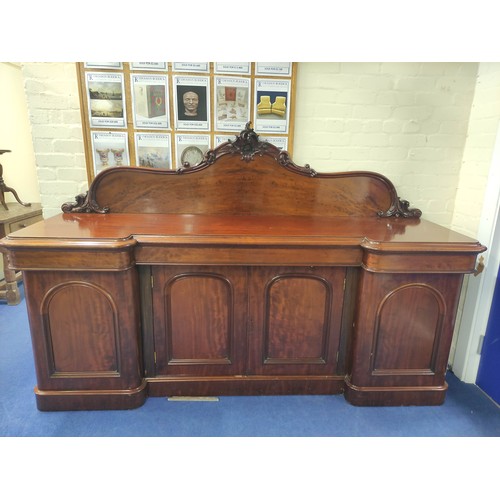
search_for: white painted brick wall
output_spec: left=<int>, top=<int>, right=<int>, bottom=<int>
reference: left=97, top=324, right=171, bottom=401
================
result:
left=293, top=62, right=479, bottom=226
left=22, top=62, right=87, bottom=218
left=452, top=63, right=500, bottom=237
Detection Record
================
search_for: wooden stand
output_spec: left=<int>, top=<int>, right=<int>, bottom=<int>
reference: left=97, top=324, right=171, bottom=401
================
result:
left=0, top=150, right=32, bottom=210
left=0, top=125, right=486, bottom=410
left=0, top=203, right=43, bottom=305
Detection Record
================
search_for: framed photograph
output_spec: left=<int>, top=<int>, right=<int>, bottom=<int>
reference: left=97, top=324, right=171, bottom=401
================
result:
left=214, top=63, right=251, bottom=75
left=130, top=74, right=169, bottom=129
left=85, top=72, right=127, bottom=128
left=172, top=62, right=209, bottom=73
left=214, top=77, right=251, bottom=132
left=175, top=134, right=210, bottom=168
left=173, top=75, right=210, bottom=131
left=90, top=131, right=130, bottom=176
left=255, top=62, right=292, bottom=76
left=135, top=132, right=172, bottom=169
left=130, top=62, right=167, bottom=71
left=253, top=78, right=291, bottom=134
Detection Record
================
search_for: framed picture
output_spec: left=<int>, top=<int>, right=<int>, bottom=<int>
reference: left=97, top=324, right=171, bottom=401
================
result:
left=175, top=134, right=210, bottom=168
left=173, top=75, right=210, bottom=131
left=90, top=131, right=130, bottom=176
left=85, top=72, right=127, bottom=128
left=253, top=78, right=291, bottom=134
left=130, top=73, right=169, bottom=129
left=135, top=132, right=172, bottom=169
left=214, top=76, right=251, bottom=132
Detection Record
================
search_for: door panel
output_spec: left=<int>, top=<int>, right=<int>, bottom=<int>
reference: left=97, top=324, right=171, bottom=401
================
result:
left=248, top=266, right=346, bottom=376
left=23, top=269, right=142, bottom=393
left=152, top=266, right=247, bottom=376
left=350, top=271, right=463, bottom=388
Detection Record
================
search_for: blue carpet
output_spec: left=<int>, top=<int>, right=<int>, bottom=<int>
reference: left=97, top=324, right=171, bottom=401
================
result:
left=1, top=285, right=500, bottom=438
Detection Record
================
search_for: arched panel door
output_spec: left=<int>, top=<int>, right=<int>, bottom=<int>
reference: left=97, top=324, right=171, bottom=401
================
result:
left=152, top=265, right=248, bottom=376
left=346, top=271, right=464, bottom=405
left=248, top=266, right=346, bottom=376
left=371, top=283, right=446, bottom=375
left=22, top=269, right=144, bottom=399
left=41, top=281, right=120, bottom=375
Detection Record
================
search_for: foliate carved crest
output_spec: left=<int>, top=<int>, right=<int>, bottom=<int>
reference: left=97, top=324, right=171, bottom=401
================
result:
left=226, top=122, right=271, bottom=162
left=61, top=192, right=109, bottom=214
left=378, top=197, right=422, bottom=218
left=180, top=122, right=317, bottom=177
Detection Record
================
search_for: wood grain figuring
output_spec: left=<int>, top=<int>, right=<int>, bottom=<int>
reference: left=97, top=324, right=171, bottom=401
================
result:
left=90, top=158, right=395, bottom=217
left=153, top=266, right=247, bottom=377
left=42, top=281, right=119, bottom=374
left=248, top=267, right=345, bottom=377
left=264, top=275, right=331, bottom=363
left=22, top=269, right=145, bottom=410
left=346, top=270, right=464, bottom=395
left=371, top=284, right=445, bottom=374
left=167, top=274, right=233, bottom=362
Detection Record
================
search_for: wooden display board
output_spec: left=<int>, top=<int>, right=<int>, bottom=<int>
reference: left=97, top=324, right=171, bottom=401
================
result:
left=76, top=62, right=297, bottom=183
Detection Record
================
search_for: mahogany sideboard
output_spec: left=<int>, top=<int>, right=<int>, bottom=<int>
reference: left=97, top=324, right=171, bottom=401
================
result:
left=0, top=125, right=486, bottom=411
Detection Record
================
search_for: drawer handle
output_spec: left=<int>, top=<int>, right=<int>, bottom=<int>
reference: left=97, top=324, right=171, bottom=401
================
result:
left=474, top=256, right=485, bottom=277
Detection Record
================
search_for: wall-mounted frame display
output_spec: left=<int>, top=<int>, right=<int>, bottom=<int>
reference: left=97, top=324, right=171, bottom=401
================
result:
left=173, top=75, right=210, bottom=130
left=90, top=131, right=130, bottom=175
left=76, top=62, right=297, bottom=182
left=134, top=132, right=172, bottom=169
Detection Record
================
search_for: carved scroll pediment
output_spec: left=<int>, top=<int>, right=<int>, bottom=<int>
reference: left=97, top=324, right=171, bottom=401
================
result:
left=377, top=198, right=422, bottom=219
left=61, top=192, right=109, bottom=214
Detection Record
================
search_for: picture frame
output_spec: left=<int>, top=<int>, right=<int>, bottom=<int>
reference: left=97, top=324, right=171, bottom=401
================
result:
left=172, top=75, right=211, bottom=131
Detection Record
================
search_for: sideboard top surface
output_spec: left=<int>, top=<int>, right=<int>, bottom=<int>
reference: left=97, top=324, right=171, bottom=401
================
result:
left=3, top=212, right=483, bottom=250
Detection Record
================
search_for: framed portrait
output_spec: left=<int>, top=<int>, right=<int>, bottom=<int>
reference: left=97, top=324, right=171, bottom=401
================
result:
left=173, top=75, right=210, bottom=131
left=134, top=132, right=172, bottom=169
